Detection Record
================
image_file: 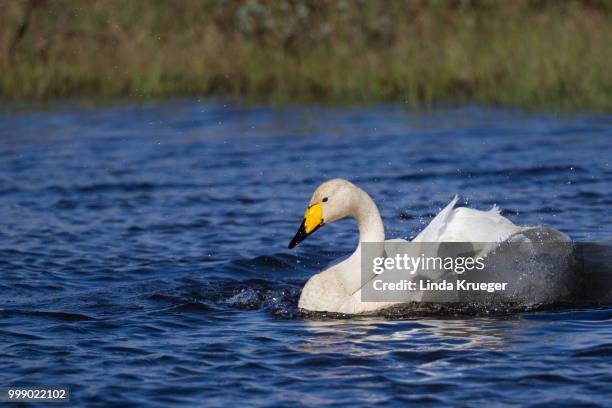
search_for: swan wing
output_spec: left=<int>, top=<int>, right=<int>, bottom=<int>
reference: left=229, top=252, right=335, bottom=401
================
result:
left=438, top=205, right=522, bottom=243
left=412, top=195, right=459, bottom=242
left=412, top=196, right=523, bottom=244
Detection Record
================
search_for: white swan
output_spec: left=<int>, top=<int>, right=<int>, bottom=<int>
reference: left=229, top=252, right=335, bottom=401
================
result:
left=288, top=179, right=571, bottom=314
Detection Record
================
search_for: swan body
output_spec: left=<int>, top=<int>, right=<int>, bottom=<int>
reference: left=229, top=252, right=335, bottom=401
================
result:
left=289, top=179, right=569, bottom=314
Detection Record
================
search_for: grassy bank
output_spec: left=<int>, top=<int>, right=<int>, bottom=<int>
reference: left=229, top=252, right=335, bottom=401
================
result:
left=1, top=0, right=611, bottom=110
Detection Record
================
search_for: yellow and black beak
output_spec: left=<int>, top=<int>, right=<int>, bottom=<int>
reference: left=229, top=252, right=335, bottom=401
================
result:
left=288, top=202, right=324, bottom=249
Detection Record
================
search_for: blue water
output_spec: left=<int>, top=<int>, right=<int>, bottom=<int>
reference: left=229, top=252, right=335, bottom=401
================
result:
left=0, top=102, right=611, bottom=407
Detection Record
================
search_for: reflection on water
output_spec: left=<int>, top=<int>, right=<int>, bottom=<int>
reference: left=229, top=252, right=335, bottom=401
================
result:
left=299, top=317, right=526, bottom=355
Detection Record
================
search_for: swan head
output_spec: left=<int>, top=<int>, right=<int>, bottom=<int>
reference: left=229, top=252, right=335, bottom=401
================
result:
left=288, top=179, right=356, bottom=249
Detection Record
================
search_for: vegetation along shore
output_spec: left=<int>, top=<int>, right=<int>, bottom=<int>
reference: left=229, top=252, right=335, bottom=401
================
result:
left=1, top=0, right=611, bottom=110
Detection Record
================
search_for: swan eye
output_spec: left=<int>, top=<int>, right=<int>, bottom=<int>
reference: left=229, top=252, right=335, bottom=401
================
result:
left=322, top=197, right=328, bottom=202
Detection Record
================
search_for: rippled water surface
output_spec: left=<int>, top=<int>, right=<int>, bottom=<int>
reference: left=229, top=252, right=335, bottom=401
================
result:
left=1, top=102, right=611, bottom=406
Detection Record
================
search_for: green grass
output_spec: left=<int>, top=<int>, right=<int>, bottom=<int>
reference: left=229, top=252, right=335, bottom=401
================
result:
left=1, top=0, right=611, bottom=110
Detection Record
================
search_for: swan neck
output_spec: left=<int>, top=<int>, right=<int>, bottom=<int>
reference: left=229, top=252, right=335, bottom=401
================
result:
left=329, top=185, right=385, bottom=300
left=353, top=189, right=385, bottom=243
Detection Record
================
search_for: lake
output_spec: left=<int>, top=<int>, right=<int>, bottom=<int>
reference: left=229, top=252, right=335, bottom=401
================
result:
left=0, top=102, right=611, bottom=406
